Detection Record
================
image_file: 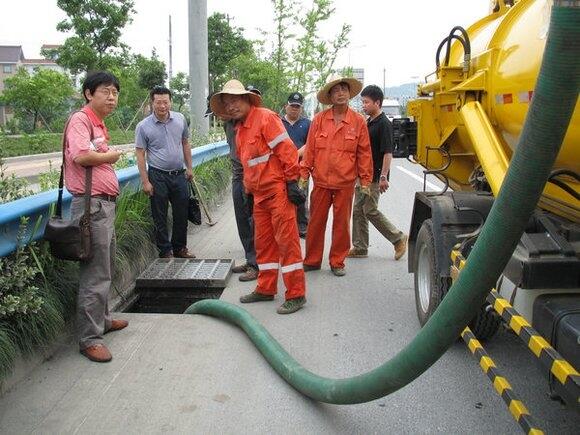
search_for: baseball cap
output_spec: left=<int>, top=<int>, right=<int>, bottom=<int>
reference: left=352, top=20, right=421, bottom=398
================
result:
left=287, top=92, right=304, bottom=106
left=245, top=85, right=262, bottom=96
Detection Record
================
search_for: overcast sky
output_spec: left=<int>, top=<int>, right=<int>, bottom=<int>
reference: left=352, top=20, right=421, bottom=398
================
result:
left=1, top=0, right=490, bottom=87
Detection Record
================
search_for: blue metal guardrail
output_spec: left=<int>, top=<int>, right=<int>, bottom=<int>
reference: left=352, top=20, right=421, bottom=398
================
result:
left=0, top=141, right=228, bottom=257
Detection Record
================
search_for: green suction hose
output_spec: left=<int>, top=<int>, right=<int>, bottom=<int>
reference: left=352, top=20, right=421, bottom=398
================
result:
left=185, top=4, right=580, bottom=404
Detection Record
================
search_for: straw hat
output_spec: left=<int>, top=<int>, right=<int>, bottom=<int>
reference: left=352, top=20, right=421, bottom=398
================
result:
left=210, top=79, right=262, bottom=118
left=317, top=75, right=363, bottom=105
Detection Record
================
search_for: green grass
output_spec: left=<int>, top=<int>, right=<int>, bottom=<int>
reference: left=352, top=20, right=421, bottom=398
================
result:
left=0, top=130, right=135, bottom=158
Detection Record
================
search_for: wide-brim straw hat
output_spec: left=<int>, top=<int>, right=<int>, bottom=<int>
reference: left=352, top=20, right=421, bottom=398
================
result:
left=210, top=79, right=262, bottom=118
left=317, top=75, right=363, bottom=105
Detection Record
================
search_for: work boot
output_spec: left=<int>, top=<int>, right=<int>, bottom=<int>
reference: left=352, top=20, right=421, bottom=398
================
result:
left=232, top=263, right=249, bottom=273
left=174, top=247, right=196, bottom=258
left=239, top=266, right=258, bottom=282
left=394, top=235, right=408, bottom=261
left=303, top=264, right=321, bottom=272
left=347, top=248, right=368, bottom=258
left=160, top=251, right=173, bottom=259
left=80, top=344, right=112, bottom=363
left=331, top=267, right=346, bottom=277
left=239, top=291, right=274, bottom=303
left=105, top=319, right=129, bottom=334
left=277, top=297, right=306, bottom=314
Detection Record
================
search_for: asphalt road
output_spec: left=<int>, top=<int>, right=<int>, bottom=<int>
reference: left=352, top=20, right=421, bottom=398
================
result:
left=3, top=144, right=135, bottom=183
left=0, top=159, right=578, bottom=434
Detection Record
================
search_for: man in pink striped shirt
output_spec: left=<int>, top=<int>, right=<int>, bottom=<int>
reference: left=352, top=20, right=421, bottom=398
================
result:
left=64, top=71, right=128, bottom=363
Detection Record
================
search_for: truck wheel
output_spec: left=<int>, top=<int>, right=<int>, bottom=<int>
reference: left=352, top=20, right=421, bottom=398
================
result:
left=469, top=304, right=501, bottom=341
left=414, top=219, right=451, bottom=326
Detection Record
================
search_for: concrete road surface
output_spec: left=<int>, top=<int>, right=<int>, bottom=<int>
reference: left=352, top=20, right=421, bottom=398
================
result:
left=3, top=144, right=135, bottom=182
left=0, top=159, right=577, bottom=434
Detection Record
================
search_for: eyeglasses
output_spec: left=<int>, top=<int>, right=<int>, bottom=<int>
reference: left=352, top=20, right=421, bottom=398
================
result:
left=97, top=88, right=119, bottom=97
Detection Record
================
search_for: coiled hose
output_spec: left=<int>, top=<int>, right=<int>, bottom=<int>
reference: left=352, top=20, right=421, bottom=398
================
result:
left=185, top=3, right=580, bottom=404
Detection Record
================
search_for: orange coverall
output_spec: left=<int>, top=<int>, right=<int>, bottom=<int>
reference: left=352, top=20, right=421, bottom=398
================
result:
left=300, top=107, right=372, bottom=269
left=236, top=105, right=306, bottom=300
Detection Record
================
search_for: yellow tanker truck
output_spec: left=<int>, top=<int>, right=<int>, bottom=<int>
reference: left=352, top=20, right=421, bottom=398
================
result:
left=395, top=0, right=579, bottom=406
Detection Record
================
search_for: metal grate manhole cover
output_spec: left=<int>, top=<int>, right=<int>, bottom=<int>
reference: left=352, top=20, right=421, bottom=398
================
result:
left=136, top=258, right=233, bottom=289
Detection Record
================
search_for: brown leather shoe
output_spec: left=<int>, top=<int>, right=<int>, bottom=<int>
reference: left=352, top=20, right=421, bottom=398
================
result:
left=105, top=319, right=129, bottom=334
left=394, top=235, right=408, bottom=261
left=160, top=251, right=173, bottom=258
left=232, top=263, right=249, bottom=273
left=347, top=248, right=368, bottom=258
left=239, top=266, right=258, bottom=282
left=80, top=344, right=112, bottom=363
left=174, top=247, right=196, bottom=258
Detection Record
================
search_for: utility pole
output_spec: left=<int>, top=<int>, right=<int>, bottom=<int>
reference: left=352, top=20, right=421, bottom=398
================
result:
left=383, top=68, right=386, bottom=94
left=188, top=0, right=209, bottom=135
left=168, top=15, right=173, bottom=82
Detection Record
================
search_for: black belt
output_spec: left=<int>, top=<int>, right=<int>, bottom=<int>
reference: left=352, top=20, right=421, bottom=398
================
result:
left=73, top=194, right=117, bottom=203
left=149, top=167, right=185, bottom=176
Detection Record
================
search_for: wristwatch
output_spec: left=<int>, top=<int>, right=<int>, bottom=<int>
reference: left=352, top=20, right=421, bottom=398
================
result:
left=380, top=175, right=387, bottom=181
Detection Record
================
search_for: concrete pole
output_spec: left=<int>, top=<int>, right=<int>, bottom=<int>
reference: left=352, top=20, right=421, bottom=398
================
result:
left=168, top=15, right=173, bottom=82
left=188, top=0, right=209, bottom=136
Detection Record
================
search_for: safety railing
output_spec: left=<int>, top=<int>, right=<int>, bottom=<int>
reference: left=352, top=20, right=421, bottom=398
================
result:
left=0, top=141, right=228, bottom=257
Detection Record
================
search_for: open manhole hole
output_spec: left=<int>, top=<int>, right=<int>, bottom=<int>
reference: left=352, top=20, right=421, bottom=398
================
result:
left=126, top=258, right=233, bottom=314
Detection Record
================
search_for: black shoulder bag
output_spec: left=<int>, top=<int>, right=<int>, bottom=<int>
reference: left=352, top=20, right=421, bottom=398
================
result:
left=44, top=114, right=93, bottom=261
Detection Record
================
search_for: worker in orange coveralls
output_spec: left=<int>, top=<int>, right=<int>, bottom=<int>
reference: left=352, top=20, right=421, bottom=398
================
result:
left=299, top=76, right=373, bottom=277
left=210, top=80, right=307, bottom=314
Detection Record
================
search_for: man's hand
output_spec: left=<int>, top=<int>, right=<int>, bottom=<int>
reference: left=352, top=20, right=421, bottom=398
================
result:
left=287, top=181, right=306, bottom=205
left=298, top=178, right=308, bottom=191
left=107, top=149, right=124, bottom=164
left=142, top=180, right=154, bottom=196
left=185, top=168, right=193, bottom=181
left=379, top=178, right=389, bottom=193
left=360, top=185, right=371, bottom=196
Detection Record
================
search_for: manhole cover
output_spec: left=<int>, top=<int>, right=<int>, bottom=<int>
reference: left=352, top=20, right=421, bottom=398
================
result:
left=136, top=258, right=233, bottom=289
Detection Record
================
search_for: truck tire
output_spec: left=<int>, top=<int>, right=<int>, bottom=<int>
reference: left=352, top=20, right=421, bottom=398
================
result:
left=468, top=304, right=501, bottom=341
left=414, top=219, right=451, bottom=326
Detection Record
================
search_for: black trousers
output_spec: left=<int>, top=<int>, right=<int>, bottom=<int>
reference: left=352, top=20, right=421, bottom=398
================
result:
left=148, top=168, right=189, bottom=255
left=232, top=177, right=257, bottom=268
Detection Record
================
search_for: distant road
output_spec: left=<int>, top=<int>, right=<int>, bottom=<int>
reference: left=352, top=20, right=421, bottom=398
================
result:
left=3, top=143, right=135, bottom=182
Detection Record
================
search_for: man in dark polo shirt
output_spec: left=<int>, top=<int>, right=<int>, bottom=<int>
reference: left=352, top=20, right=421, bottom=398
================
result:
left=281, top=92, right=311, bottom=237
left=135, top=86, right=195, bottom=259
left=348, top=85, right=408, bottom=260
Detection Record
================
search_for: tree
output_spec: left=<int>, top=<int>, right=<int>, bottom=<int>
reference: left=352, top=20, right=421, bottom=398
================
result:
left=228, top=52, right=283, bottom=111
left=107, top=52, right=167, bottom=131
left=290, top=0, right=351, bottom=93
left=270, top=0, right=296, bottom=107
left=135, top=50, right=167, bottom=90
left=169, top=72, right=190, bottom=112
left=44, top=0, right=135, bottom=74
left=208, top=12, right=253, bottom=92
left=0, top=68, right=75, bottom=132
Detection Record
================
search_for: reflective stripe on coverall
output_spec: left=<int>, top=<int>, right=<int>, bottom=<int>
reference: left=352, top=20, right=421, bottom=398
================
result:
left=236, top=106, right=306, bottom=299
left=300, top=107, right=372, bottom=269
